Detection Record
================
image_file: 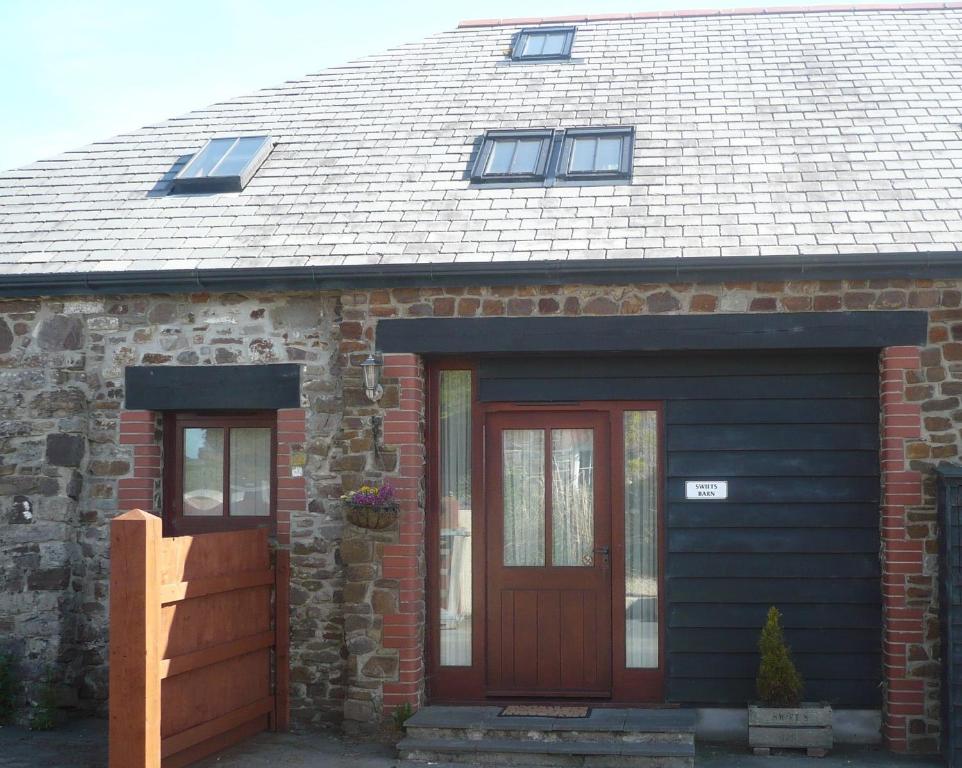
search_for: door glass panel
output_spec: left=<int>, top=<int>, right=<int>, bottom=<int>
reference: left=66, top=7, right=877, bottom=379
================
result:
left=624, top=411, right=659, bottom=668
left=229, top=428, right=272, bottom=517
left=439, top=370, right=472, bottom=666
left=551, top=428, right=594, bottom=566
left=183, top=428, right=224, bottom=516
left=502, top=429, right=545, bottom=566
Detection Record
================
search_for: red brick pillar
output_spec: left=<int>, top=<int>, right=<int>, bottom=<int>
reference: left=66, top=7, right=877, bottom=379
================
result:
left=275, top=408, right=307, bottom=547
left=381, top=353, right=426, bottom=714
left=880, top=346, right=927, bottom=752
left=118, top=410, right=161, bottom=515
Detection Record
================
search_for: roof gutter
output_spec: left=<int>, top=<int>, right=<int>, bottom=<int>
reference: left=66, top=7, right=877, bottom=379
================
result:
left=1, top=251, right=960, bottom=298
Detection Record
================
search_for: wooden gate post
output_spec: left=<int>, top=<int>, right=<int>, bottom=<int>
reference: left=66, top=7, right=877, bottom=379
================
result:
left=109, top=509, right=162, bottom=768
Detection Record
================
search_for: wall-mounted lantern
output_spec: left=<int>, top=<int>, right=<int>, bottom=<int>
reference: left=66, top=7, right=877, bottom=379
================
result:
left=361, top=354, right=383, bottom=402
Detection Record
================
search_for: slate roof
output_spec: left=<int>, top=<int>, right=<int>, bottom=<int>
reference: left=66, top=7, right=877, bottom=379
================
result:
left=1, top=4, right=961, bottom=277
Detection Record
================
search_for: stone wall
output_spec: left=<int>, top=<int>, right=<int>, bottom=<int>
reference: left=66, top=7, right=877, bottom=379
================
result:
left=0, top=292, right=347, bottom=728
left=0, top=277, right=954, bottom=750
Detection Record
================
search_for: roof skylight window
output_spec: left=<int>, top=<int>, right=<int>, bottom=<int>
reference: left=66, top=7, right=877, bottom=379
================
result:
left=511, top=26, right=575, bottom=61
left=171, top=135, right=274, bottom=194
left=558, top=127, right=633, bottom=181
left=471, top=129, right=553, bottom=183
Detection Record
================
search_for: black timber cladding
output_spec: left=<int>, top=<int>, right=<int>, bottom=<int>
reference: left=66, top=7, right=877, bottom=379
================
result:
left=480, top=351, right=882, bottom=707
left=377, top=312, right=927, bottom=354
left=125, top=364, right=301, bottom=410
left=937, top=463, right=962, bottom=762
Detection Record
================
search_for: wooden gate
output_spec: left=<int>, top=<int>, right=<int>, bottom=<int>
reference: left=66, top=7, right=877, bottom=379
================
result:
left=108, top=509, right=289, bottom=768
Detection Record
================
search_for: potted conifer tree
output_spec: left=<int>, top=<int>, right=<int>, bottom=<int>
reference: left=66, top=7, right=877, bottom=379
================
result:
left=748, top=607, right=833, bottom=757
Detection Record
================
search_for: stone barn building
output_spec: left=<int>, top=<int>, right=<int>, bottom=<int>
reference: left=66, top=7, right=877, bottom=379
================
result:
left=1, top=3, right=961, bottom=759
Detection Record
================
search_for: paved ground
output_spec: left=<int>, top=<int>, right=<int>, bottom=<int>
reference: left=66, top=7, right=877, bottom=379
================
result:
left=0, top=719, right=946, bottom=768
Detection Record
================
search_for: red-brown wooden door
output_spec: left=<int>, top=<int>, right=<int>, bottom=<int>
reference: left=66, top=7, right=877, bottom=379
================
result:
left=485, top=410, right=612, bottom=697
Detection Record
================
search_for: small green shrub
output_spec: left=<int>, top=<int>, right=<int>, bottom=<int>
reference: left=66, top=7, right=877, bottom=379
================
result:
left=756, top=606, right=803, bottom=707
left=0, top=653, right=17, bottom=724
left=392, top=701, right=414, bottom=730
left=28, top=669, right=59, bottom=731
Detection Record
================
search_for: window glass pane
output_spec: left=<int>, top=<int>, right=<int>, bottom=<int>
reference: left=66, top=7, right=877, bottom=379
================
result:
left=595, top=137, right=624, bottom=172
left=522, top=33, right=546, bottom=56
left=569, top=137, right=597, bottom=172
left=213, top=136, right=268, bottom=177
left=541, top=32, right=567, bottom=55
left=183, top=428, right=224, bottom=516
left=486, top=140, right=516, bottom=175
left=181, top=138, right=236, bottom=179
left=502, top=430, right=545, bottom=566
left=439, top=371, right=472, bottom=666
left=229, top=428, right=272, bottom=517
left=509, top=140, right=541, bottom=174
left=625, top=411, right=659, bottom=668
left=551, top=429, right=594, bottom=566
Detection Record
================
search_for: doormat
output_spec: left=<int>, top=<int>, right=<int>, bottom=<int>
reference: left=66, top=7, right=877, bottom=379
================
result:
left=500, top=705, right=590, bottom=718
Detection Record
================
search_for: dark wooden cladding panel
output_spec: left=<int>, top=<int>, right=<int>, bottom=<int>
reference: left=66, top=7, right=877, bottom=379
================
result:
left=669, top=528, right=879, bottom=554
left=482, top=352, right=878, bottom=379
left=668, top=678, right=881, bottom=707
left=669, top=627, right=881, bottom=654
left=670, top=653, right=880, bottom=680
left=379, top=312, right=926, bottom=354
left=667, top=477, right=880, bottom=504
left=481, top=374, right=877, bottom=402
left=669, top=603, right=882, bottom=629
left=478, top=350, right=881, bottom=708
left=667, top=424, right=878, bottom=451
left=666, top=553, right=880, bottom=579
left=669, top=578, right=881, bottom=604
left=125, top=364, right=300, bottom=411
left=667, top=399, right=879, bottom=425
left=669, top=503, right=878, bottom=529
left=668, top=450, right=879, bottom=477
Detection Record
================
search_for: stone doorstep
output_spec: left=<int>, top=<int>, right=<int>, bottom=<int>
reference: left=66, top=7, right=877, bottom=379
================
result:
left=405, top=706, right=697, bottom=734
left=406, top=727, right=693, bottom=744
left=399, top=738, right=695, bottom=757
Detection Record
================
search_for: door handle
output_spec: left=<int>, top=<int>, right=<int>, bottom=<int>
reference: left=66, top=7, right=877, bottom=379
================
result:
left=594, top=545, right=610, bottom=566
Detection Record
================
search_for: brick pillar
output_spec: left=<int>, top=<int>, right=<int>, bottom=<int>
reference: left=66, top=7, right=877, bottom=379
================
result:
left=380, top=353, right=426, bottom=714
left=880, top=346, right=928, bottom=752
left=275, top=408, right=307, bottom=547
left=118, top=410, right=161, bottom=515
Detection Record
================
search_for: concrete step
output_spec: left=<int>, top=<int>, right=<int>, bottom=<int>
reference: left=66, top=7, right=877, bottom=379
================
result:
left=398, top=736, right=695, bottom=768
left=404, top=706, right=695, bottom=745
left=400, top=707, right=696, bottom=768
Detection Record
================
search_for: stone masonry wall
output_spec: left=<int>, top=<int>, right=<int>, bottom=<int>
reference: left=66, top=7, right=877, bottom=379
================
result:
left=0, top=292, right=346, bottom=728
left=0, top=277, right=957, bottom=750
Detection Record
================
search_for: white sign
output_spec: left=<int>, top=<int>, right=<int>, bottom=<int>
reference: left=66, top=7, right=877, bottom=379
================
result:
left=685, top=480, right=728, bottom=500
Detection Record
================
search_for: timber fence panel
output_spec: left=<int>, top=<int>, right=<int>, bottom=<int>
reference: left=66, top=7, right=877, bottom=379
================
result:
left=110, top=514, right=287, bottom=768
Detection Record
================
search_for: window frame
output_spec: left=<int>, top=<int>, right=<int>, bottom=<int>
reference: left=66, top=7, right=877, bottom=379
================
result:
left=470, top=129, right=554, bottom=184
left=162, top=410, right=277, bottom=536
left=557, top=126, right=634, bottom=182
left=510, top=26, right=575, bottom=61
left=170, top=135, right=274, bottom=194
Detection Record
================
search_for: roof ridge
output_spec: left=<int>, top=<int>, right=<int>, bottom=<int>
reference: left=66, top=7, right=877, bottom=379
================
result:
left=458, top=1, right=962, bottom=28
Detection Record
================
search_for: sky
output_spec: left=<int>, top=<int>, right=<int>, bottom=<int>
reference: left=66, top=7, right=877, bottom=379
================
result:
left=1, top=0, right=893, bottom=172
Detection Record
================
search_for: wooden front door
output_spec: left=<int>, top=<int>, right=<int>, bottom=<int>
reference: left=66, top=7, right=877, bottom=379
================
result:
left=485, top=410, right=612, bottom=697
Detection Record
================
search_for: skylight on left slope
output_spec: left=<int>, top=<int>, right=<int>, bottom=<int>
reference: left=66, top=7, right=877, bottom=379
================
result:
left=170, top=136, right=274, bottom=194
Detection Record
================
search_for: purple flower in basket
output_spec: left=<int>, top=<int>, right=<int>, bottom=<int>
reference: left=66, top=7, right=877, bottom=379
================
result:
left=341, top=483, right=395, bottom=508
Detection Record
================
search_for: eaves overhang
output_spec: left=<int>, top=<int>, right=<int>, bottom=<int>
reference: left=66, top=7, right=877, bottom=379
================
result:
left=1, top=251, right=960, bottom=298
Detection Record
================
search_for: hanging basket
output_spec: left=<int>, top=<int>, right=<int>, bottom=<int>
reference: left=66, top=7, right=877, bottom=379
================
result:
left=345, top=503, right=399, bottom=531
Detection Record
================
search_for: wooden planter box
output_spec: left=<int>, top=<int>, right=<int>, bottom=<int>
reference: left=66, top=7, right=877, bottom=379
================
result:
left=748, top=704, right=833, bottom=757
